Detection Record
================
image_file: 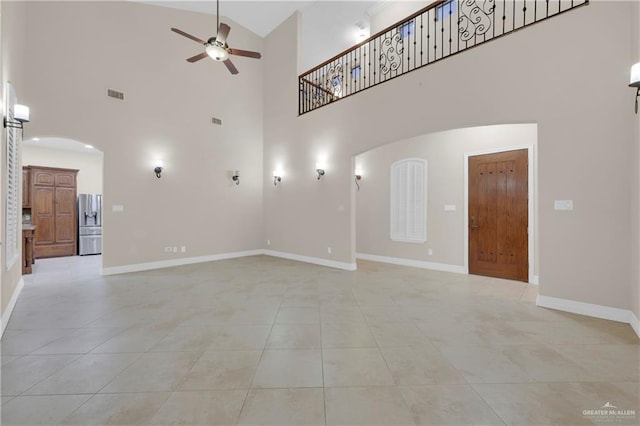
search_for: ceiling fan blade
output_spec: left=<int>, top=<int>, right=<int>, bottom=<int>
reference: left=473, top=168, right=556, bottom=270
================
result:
left=223, top=58, right=239, bottom=75
left=228, top=48, right=262, bottom=59
left=216, top=23, right=231, bottom=45
left=171, top=28, right=205, bottom=44
left=186, top=52, right=209, bottom=63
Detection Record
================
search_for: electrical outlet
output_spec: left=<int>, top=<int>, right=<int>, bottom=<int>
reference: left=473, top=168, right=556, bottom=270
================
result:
left=428, top=249, right=433, bottom=256
left=164, top=247, right=172, bottom=253
left=267, top=240, right=271, bottom=246
left=327, top=247, right=332, bottom=254
left=172, top=246, right=177, bottom=253
left=181, top=246, right=186, bottom=253
left=554, top=200, right=574, bottom=211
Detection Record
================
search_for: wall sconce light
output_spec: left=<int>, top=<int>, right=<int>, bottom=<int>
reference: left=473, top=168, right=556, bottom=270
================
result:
left=232, top=170, right=240, bottom=185
left=354, top=168, right=363, bottom=191
left=4, top=104, right=30, bottom=129
left=273, top=170, right=282, bottom=186
left=315, top=161, right=326, bottom=180
left=630, top=62, right=640, bottom=114
left=154, top=160, right=163, bottom=179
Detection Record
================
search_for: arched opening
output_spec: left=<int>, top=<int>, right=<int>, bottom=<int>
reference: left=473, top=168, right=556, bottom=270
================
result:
left=21, top=136, right=104, bottom=279
left=353, top=123, right=538, bottom=284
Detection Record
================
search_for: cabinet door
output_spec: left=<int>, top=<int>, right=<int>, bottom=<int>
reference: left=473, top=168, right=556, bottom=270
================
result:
left=33, top=186, right=55, bottom=245
left=22, top=168, right=30, bottom=208
left=55, top=172, right=76, bottom=188
left=54, top=186, right=76, bottom=244
left=32, top=169, right=55, bottom=186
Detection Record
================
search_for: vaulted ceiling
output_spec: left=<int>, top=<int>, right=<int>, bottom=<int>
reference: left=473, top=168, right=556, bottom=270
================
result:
left=136, top=1, right=310, bottom=37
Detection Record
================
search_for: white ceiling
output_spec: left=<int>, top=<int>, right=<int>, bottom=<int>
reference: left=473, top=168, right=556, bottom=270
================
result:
left=137, top=1, right=315, bottom=37
left=23, top=137, right=103, bottom=154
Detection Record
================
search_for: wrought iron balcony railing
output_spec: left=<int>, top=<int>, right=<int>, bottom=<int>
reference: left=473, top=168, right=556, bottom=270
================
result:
left=298, top=0, right=589, bottom=115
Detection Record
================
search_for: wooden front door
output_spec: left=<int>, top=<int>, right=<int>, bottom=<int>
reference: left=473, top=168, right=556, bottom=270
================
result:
left=469, top=149, right=528, bottom=282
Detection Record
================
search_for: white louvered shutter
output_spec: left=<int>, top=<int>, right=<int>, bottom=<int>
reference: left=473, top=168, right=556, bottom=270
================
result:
left=390, top=158, right=426, bottom=243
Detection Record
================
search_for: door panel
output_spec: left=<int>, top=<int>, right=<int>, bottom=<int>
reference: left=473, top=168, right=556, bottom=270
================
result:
left=55, top=172, right=76, bottom=188
left=55, top=187, right=76, bottom=243
left=33, top=187, right=55, bottom=245
left=469, top=149, right=528, bottom=282
left=32, top=170, right=55, bottom=186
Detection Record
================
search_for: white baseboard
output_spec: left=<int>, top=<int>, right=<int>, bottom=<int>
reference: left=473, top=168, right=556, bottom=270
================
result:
left=101, top=249, right=358, bottom=275
left=356, top=252, right=465, bottom=274
left=537, top=294, right=640, bottom=339
left=101, top=250, right=264, bottom=276
left=263, top=250, right=357, bottom=271
left=631, top=311, right=640, bottom=339
left=1, top=276, right=24, bottom=337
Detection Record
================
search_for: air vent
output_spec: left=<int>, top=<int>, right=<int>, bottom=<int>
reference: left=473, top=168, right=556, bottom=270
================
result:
left=211, top=117, right=223, bottom=126
left=106, top=88, right=125, bottom=100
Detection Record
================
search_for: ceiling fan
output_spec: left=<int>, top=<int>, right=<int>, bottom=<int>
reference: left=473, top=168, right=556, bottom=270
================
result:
left=171, top=0, right=261, bottom=75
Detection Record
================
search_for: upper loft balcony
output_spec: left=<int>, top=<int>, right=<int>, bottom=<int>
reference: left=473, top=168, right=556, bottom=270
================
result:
left=298, top=0, right=589, bottom=115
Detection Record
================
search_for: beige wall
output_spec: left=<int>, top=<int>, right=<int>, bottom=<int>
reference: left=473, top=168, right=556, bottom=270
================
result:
left=264, top=2, right=637, bottom=311
left=355, top=124, right=538, bottom=276
left=16, top=1, right=264, bottom=269
left=22, top=146, right=103, bottom=195
left=1, top=1, right=27, bottom=324
left=370, top=1, right=429, bottom=34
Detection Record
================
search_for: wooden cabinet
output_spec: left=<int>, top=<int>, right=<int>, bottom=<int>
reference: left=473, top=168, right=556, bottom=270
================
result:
left=29, top=166, right=78, bottom=258
left=22, top=167, right=31, bottom=208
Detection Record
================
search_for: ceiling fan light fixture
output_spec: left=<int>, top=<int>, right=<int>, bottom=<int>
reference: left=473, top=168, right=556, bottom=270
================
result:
left=206, top=44, right=228, bottom=61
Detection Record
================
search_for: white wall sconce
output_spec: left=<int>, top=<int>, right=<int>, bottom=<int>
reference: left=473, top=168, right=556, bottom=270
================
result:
left=154, top=160, right=163, bottom=179
left=232, top=170, right=240, bottom=185
left=273, top=170, right=282, bottom=186
left=4, top=104, right=30, bottom=129
left=355, top=168, right=363, bottom=191
left=630, top=62, right=640, bottom=114
left=315, top=161, right=326, bottom=180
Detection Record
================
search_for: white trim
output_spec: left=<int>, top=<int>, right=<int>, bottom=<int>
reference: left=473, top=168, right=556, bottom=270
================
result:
left=101, top=249, right=358, bottom=275
left=532, top=275, right=539, bottom=285
left=263, top=249, right=357, bottom=271
left=1, top=277, right=24, bottom=337
left=537, top=295, right=640, bottom=339
left=356, top=252, right=465, bottom=274
left=5, top=83, right=20, bottom=271
left=464, top=145, right=536, bottom=283
left=631, top=312, right=640, bottom=339
left=101, top=250, right=264, bottom=276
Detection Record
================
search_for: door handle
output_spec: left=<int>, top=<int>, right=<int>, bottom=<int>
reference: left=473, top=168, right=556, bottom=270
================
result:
left=470, top=216, right=479, bottom=229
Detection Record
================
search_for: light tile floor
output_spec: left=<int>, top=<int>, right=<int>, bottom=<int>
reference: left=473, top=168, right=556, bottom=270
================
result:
left=1, top=255, right=638, bottom=425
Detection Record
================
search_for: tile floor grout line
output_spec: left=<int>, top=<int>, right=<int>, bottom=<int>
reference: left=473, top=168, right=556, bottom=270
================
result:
left=319, top=303, right=328, bottom=426
left=466, top=382, right=514, bottom=426
left=235, top=292, right=284, bottom=423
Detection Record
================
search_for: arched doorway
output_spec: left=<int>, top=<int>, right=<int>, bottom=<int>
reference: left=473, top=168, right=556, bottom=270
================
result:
left=21, top=137, right=104, bottom=279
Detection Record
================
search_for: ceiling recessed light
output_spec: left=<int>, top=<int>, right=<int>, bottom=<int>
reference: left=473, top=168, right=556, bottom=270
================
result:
left=32, top=137, right=40, bottom=141
left=85, top=144, right=94, bottom=149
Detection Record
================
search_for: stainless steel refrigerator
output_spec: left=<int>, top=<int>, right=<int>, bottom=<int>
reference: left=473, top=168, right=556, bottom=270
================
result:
left=78, top=194, right=102, bottom=255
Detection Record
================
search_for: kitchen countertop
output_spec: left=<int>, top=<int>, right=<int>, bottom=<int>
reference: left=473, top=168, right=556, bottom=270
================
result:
left=22, top=224, right=36, bottom=231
